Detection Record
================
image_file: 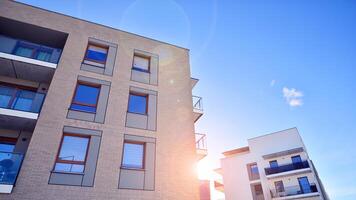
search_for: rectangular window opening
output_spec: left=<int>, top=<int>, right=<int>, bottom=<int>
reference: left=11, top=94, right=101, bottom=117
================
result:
left=128, top=92, right=148, bottom=115
left=70, top=82, right=100, bottom=113
left=54, top=134, right=90, bottom=173
left=269, top=160, right=279, bottom=168
left=84, top=43, right=108, bottom=64
left=122, top=141, right=145, bottom=169
left=132, top=54, right=150, bottom=73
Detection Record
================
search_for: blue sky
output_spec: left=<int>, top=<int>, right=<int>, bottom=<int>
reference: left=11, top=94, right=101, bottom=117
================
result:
left=18, top=0, right=356, bottom=199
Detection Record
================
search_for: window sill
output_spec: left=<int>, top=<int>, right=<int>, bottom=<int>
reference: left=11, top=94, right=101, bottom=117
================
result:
left=69, top=108, right=97, bottom=114
left=120, top=166, right=145, bottom=171
left=82, top=61, right=106, bottom=68
left=132, top=67, right=150, bottom=73
left=127, top=111, right=148, bottom=116
left=51, top=170, right=85, bottom=175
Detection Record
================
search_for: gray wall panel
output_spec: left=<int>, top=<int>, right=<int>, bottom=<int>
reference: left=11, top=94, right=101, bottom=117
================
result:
left=49, top=173, right=83, bottom=186
left=67, top=110, right=95, bottom=122
left=119, top=169, right=145, bottom=190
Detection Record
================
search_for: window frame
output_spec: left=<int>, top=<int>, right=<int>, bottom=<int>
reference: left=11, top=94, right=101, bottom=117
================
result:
left=274, top=180, right=285, bottom=193
left=84, top=43, right=109, bottom=65
left=269, top=160, right=279, bottom=168
left=121, top=140, right=146, bottom=170
left=0, top=82, right=38, bottom=109
left=13, top=41, right=53, bottom=61
left=291, top=155, right=302, bottom=164
left=53, top=133, right=91, bottom=173
left=132, top=54, right=151, bottom=73
left=0, top=136, right=17, bottom=153
left=127, top=92, right=149, bottom=115
left=70, top=82, right=101, bottom=113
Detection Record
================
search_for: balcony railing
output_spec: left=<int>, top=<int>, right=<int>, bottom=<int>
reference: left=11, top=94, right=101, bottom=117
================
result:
left=270, top=184, right=318, bottom=198
left=265, top=161, right=310, bottom=175
left=0, top=152, right=24, bottom=186
left=0, top=85, right=45, bottom=113
left=0, top=35, right=62, bottom=64
left=192, top=96, right=203, bottom=111
left=195, top=133, right=207, bottom=150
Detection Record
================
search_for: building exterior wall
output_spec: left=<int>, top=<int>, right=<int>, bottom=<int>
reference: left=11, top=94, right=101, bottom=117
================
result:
left=220, top=128, right=326, bottom=200
left=0, top=1, right=199, bottom=199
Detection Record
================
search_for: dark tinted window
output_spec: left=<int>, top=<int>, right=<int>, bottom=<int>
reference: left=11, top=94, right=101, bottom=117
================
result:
left=275, top=181, right=284, bottom=192
left=298, top=177, right=311, bottom=193
left=71, top=83, right=100, bottom=113
left=292, top=155, right=302, bottom=164
left=269, top=160, right=279, bottom=168
left=128, top=93, right=148, bottom=114
left=122, top=142, right=144, bottom=169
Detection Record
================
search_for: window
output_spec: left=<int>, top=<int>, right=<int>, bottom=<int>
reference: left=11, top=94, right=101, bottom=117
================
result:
left=247, top=163, right=260, bottom=180
left=14, top=42, right=52, bottom=62
left=70, top=83, right=100, bottom=113
left=84, top=44, right=108, bottom=64
left=128, top=93, right=148, bottom=115
left=298, top=177, right=311, bottom=193
left=54, top=134, right=90, bottom=173
left=274, top=181, right=285, bottom=193
left=292, top=155, right=302, bottom=164
left=254, top=184, right=263, bottom=195
left=133, top=55, right=150, bottom=72
left=122, top=142, right=145, bottom=169
left=269, top=160, right=279, bottom=168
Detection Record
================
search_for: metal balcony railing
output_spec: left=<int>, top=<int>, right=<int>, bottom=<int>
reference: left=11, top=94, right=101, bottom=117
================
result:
left=192, top=96, right=203, bottom=111
left=0, top=35, right=62, bottom=64
left=265, top=161, right=310, bottom=175
left=0, top=152, right=24, bottom=185
left=270, top=184, right=318, bottom=198
left=0, top=85, right=45, bottom=113
left=195, top=133, right=207, bottom=150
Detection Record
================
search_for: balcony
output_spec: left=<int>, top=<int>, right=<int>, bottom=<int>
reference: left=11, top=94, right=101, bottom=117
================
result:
left=196, top=133, right=207, bottom=160
left=0, top=152, right=24, bottom=193
left=192, top=96, right=203, bottom=122
left=265, top=161, right=310, bottom=177
left=271, top=184, right=319, bottom=199
left=0, top=85, right=45, bottom=130
left=0, top=17, right=68, bottom=83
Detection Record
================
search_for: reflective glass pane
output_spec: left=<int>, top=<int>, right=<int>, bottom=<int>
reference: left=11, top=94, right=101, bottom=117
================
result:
left=58, top=136, right=89, bottom=162
left=298, top=177, right=311, bottom=193
left=133, top=56, right=149, bottom=71
left=15, top=46, right=33, bottom=58
left=0, top=86, right=13, bottom=108
left=73, top=84, right=100, bottom=106
left=250, top=164, right=259, bottom=175
left=12, top=90, right=35, bottom=112
left=0, top=144, right=15, bottom=153
left=292, top=155, right=302, bottom=164
left=0, top=152, right=23, bottom=184
left=122, top=143, right=144, bottom=169
left=54, top=163, right=85, bottom=173
left=86, top=45, right=107, bottom=62
left=36, top=51, right=51, bottom=62
left=269, top=160, right=278, bottom=168
left=128, top=94, right=147, bottom=114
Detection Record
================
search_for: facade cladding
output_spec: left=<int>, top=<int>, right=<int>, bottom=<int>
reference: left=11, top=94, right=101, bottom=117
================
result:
left=0, top=1, right=202, bottom=199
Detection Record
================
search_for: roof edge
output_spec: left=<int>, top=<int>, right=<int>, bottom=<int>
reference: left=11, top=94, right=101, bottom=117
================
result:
left=12, top=0, right=190, bottom=51
left=222, top=146, right=250, bottom=156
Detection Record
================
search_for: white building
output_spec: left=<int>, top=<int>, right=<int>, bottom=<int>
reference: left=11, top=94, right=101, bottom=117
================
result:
left=218, top=128, right=329, bottom=200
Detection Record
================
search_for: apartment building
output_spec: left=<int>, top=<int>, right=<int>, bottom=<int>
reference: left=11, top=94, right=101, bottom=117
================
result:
left=217, top=128, right=329, bottom=200
left=0, top=1, right=207, bottom=199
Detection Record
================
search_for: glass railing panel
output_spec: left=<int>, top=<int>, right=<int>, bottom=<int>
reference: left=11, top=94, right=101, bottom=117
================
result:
left=270, top=184, right=318, bottom=198
left=265, top=161, right=310, bottom=175
left=0, top=35, right=62, bottom=64
left=0, top=152, right=24, bottom=185
left=0, top=85, right=45, bottom=113
left=193, top=96, right=203, bottom=111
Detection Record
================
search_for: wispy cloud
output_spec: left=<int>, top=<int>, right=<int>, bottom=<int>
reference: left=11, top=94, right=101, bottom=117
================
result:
left=282, top=87, right=303, bottom=107
left=270, top=80, right=276, bottom=87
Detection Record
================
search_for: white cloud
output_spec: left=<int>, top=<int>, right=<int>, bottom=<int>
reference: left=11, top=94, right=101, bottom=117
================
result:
left=270, top=80, right=276, bottom=87
left=283, top=87, right=303, bottom=107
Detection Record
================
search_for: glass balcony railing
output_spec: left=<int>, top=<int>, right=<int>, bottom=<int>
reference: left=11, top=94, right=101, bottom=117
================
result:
left=271, top=184, right=318, bottom=198
left=196, top=133, right=207, bottom=150
left=193, top=96, right=203, bottom=111
left=0, top=152, right=24, bottom=185
left=0, top=85, right=45, bottom=113
left=265, top=161, right=310, bottom=175
left=0, top=35, right=62, bottom=64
